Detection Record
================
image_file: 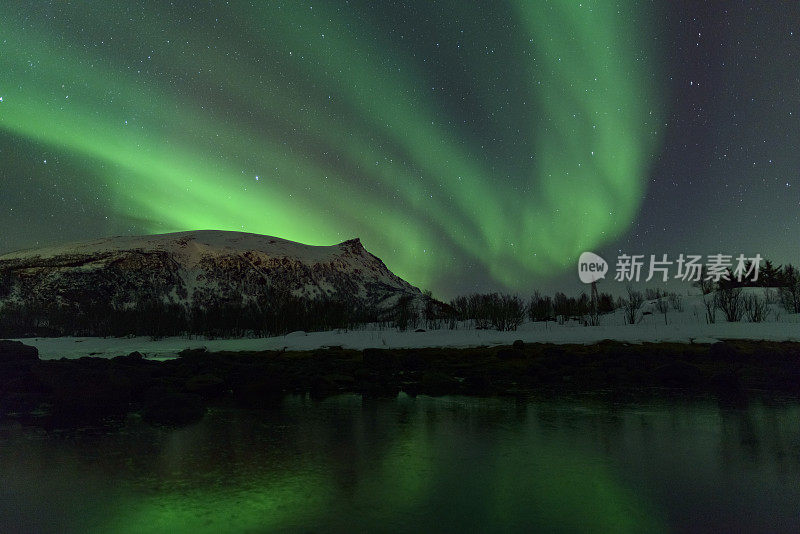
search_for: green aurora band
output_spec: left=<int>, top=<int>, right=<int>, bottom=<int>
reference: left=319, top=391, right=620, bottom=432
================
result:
left=0, top=1, right=662, bottom=294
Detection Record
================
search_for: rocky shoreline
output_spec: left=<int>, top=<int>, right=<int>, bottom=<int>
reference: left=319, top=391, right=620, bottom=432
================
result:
left=2, top=338, right=800, bottom=428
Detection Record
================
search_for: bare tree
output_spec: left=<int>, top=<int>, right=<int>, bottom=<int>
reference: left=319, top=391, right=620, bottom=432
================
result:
left=715, top=287, right=744, bottom=322
left=693, top=265, right=715, bottom=295
left=489, top=294, right=526, bottom=331
left=702, top=294, right=716, bottom=324
left=779, top=264, right=800, bottom=313
left=553, top=292, right=569, bottom=324
left=395, top=295, right=416, bottom=331
left=453, top=293, right=525, bottom=331
left=622, top=286, right=644, bottom=325
left=645, top=287, right=665, bottom=301
left=763, top=288, right=779, bottom=305
left=422, top=291, right=441, bottom=330
left=469, top=294, right=492, bottom=329
left=528, top=291, right=553, bottom=322
left=655, top=298, right=670, bottom=325
left=743, top=294, right=767, bottom=322
left=668, top=292, right=683, bottom=312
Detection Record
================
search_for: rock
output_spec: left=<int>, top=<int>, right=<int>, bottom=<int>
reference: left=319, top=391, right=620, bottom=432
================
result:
left=184, top=374, right=226, bottom=399
left=542, top=346, right=566, bottom=359
left=496, top=348, right=525, bottom=360
left=0, top=340, right=38, bottom=363
left=512, top=339, right=525, bottom=350
left=353, top=367, right=372, bottom=379
left=464, top=373, right=495, bottom=394
left=401, top=381, right=421, bottom=396
left=113, top=351, right=145, bottom=364
left=178, top=347, right=209, bottom=360
left=420, top=371, right=460, bottom=396
left=524, top=361, right=548, bottom=381
left=0, top=375, right=46, bottom=413
left=710, top=370, right=747, bottom=403
left=309, top=374, right=338, bottom=398
left=414, top=328, right=426, bottom=333
left=362, top=348, right=382, bottom=367
left=322, top=373, right=355, bottom=386
left=362, top=348, right=398, bottom=370
left=401, top=351, right=427, bottom=371
left=47, top=367, right=133, bottom=425
left=709, top=341, right=737, bottom=361
left=653, top=362, right=702, bottom=388
left=233, top=375, right=285, bottom=408
left=353, top=368, right=399, bottom=397
left=142, top=388, right=205, bottom=427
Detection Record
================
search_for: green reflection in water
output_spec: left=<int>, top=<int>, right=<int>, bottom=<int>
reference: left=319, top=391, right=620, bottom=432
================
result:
left=88, top=396, right=664, bottom=533
left=489, top=440, right=664, bottom=532
left=99, top=472, right=331, bottom=534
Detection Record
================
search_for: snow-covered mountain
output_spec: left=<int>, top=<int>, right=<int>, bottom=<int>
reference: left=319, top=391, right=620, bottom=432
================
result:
left=0, top=230, right=423, bottom=316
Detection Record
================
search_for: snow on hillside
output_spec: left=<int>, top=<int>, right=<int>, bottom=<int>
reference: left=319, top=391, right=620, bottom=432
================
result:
left=15, top=290, right=800, bottom=360
left=4, top=252, right=798, bottom=361
left=0, top=230, right=420, bottom=314
left=0, top=230, right=365, bottom=266
left=602, top=287, right=788, bottom=326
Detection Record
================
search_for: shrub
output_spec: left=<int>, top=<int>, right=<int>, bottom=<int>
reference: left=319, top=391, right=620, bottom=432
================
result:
left=715, top=288, right=744, bottom=322
left=743, top=294, right=767, bottom=322
left=622, top=287, right=644, bottom=325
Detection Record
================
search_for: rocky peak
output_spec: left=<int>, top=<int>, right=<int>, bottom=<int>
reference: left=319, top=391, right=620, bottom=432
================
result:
left=338, top=237, right=365, bottom=254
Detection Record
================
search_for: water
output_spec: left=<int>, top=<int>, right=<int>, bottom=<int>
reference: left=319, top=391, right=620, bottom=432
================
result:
left=1, top=394, right=799, bottom=533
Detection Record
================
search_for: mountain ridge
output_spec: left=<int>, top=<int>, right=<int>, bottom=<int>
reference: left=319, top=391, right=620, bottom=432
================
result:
left=0, top=230, right=428, bottom=337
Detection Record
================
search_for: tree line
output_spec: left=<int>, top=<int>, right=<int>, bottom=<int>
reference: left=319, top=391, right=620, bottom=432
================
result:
left=0, top=291, right=378, bottom=339
left=2, top=258, right=799, bottom=338
left=443, top=289, right=618, bottom=331
left=688, top=260, right=800, bottom=324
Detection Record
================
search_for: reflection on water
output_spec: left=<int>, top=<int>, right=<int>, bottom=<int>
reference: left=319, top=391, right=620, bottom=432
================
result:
left=2, top=394, right=799, bottom=533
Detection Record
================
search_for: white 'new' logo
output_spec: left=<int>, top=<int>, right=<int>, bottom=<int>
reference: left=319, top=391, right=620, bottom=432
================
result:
left=578, top=252, right=608, bottom=283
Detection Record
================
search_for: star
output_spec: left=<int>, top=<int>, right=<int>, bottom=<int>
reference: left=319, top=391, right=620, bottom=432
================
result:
left=0, top=1, right=797, bottom=297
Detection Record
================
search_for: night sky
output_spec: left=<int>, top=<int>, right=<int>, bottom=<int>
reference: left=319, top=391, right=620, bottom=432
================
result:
left=1, top=1, right=798, bottom=298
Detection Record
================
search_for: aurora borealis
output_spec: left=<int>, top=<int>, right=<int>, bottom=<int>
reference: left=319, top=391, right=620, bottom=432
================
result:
left=1, top=2, right=798, bottom=296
